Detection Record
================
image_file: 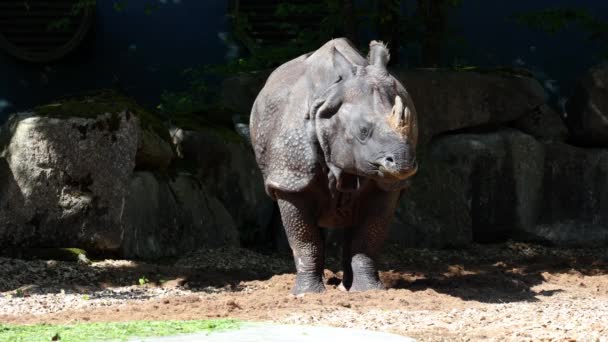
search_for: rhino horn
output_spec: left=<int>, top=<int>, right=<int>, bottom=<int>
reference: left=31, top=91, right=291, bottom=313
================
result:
left=368, top=40, right=390, bottom=70
left=388, top=95, right=411, bottom=136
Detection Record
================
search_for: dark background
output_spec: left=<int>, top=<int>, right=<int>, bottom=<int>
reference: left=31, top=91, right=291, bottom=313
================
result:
left=0, top=0, right=606, bottom=118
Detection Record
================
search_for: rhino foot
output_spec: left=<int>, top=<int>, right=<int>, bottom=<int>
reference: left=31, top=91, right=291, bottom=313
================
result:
left=292, top=273, right=325, bottom=295
left=348, top=253, right=385, bottom=292
left=349, top=278, right=385, bottom=292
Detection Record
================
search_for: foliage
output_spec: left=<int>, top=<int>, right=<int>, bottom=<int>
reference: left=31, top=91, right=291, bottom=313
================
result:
left=47, top=0, right=96, bottom=32
left=512, top=8, right=608, bottom=38
left=511, top=8, right=608, bottom=57
left=138, top=276, right=150, bottom=285
left=158, top=0, right=467, bottom=117
left=0, top=319, right=241, bottom=342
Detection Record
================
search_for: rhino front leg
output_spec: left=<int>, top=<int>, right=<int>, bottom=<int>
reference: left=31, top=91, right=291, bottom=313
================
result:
left=277, top=193, right=325, bottom=294
left=348, top=191, right=400, bottom=292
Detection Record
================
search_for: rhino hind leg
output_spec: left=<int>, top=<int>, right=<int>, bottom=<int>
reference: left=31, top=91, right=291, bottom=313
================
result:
left=277, top=193, right=325, bottom=295
left=339, top=228, right=354, bottom=291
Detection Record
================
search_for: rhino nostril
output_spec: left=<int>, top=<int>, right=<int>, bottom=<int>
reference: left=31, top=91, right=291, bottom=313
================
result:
left=383, top=156, right=396, bottom=168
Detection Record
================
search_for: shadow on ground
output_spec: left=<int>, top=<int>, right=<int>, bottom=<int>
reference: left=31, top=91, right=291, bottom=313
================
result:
left=1, top=242, right=607, bottom=304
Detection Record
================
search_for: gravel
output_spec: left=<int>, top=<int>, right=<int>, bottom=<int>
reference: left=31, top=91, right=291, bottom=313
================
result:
left=1, top=243, right=608, bottom=342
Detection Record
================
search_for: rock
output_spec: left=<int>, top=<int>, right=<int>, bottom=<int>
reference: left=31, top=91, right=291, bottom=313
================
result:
left=391, top=129, right=544, bottom=247
left=0, top=111, right=138, bottom=252
left=120, top=172, right=238, bottom=259
left=0, top=92, right=247, bottom=258
left=511, top=104, right=568, bottom=142
left=394, top=68, right=547, bottom=144
left=221, top=68, right=547, bottom=145
left=171, top=126, right=274, bottom=247
left=135, top=128, right=174, bottom=170
left=564, top=62, right=608, bottom=146
left=521, top=143, right=608, bottom=247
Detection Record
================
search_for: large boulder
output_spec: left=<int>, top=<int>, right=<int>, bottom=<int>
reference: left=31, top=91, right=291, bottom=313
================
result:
left=171, top=125, right=275, bottom=247
left=0, top=92, right=241, bottom=258
left=121, top=172, right=239, bottom=259
left=390, top=129, right=544, bottom=247
left=221, top=68, right=547, bottom=145
left=0, top=111, right=138, bottom=251
left=521, top=143, right=608, bottom=247
left=564, top=62, right=608, bottom=146
left=511, top=104, right=568, bottom=142
left=394, top=69, right=547, bottom=144
left=135, top=129, right=174, bottom=170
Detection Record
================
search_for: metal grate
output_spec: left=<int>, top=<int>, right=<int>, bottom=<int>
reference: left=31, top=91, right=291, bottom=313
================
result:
left=0, top=0, right=94, bottom=63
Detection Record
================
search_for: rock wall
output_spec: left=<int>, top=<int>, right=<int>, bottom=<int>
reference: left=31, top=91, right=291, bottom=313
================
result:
left=0, top=93, right=249, bottom=259
left=220, top=65, right=608, bottom=249
left=1, top=64, right=606, bottom=259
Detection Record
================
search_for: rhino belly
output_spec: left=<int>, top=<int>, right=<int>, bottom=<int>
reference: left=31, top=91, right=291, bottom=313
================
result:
left=317, top=191, right=358, bottom=228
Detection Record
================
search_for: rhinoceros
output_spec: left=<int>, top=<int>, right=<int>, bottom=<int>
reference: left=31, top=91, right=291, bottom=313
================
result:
left=250, top=38, right=418, bottom=294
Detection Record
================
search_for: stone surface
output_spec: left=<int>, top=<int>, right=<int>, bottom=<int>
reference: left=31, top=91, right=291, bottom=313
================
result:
left=135, top=128, right=174, bottom=170
left=171, top=127, right=274, bottom=247
left=121, top=172, right=238, bottom=259
left=522, top=142, right=608, bottom=247
left=512, top=104, right=568, bottom=142
left=564, top=62, right=608, bottom=146
left=0, top=111, right=138, bottom=252
left=394, top=69, right=547, bottom=144
left=391, top=129, right=544, bottom=247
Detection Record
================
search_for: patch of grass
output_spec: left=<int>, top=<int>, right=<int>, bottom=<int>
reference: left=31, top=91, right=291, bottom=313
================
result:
left=0, top=319, right=241, bottom=342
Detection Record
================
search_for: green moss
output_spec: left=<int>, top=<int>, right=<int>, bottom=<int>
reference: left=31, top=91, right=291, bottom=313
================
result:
left=33, top=90, right=170, bottom=142
left=0, top=319, right=241, bottom=342
left=171, top=111, right=243, bottom=143
left=2, top=247, right=88, bottom=262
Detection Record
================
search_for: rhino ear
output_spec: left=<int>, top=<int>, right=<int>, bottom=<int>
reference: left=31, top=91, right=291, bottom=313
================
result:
left=309, top=89, right=342, bottom=119
left=332, top=46, right=355, bottom=80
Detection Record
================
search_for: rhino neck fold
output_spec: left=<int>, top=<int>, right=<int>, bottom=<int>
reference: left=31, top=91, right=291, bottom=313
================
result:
left=327, top=162, right=362, bottom=192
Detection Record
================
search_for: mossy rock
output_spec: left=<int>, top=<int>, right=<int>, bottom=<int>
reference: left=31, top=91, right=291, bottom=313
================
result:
left=33, top=89, right=170, bottom=142
left=170, top=111, right=243, bottom=143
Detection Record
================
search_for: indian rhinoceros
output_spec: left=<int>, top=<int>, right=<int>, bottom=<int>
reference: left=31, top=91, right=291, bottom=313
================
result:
left=250, top=38, right=418, bottom=294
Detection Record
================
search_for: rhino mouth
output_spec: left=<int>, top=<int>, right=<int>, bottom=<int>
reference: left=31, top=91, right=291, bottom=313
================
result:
left=366, top=158, right=417, bottom=181
left=378, top=162, right=418, bottom=180
left=331, top=160, right=417, bottom=192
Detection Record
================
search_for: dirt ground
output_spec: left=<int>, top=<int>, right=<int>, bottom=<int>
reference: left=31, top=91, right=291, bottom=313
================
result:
left=1, top=242, right=608, bottom=341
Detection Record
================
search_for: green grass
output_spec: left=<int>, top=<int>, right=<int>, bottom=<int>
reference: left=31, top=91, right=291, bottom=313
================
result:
left=0, top=319, right=241, bottom=342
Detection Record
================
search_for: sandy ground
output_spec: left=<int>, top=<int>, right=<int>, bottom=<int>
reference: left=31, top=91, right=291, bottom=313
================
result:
left=1, top=242, right=608, bottom=341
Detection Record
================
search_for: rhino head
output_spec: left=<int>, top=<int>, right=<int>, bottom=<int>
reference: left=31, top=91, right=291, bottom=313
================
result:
left=310, top=41, right=418, bottom=191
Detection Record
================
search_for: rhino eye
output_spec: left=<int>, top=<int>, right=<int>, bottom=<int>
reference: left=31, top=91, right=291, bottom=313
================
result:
left=359, top=126, right=370, bottom=140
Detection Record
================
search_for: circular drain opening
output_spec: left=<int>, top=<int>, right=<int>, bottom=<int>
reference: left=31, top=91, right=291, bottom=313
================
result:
left=0, top=0, right=94, bottom=63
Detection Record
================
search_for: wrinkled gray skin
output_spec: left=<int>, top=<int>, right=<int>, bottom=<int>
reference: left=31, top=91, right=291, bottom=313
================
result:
left=250, top=38, right=418, bottom=294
